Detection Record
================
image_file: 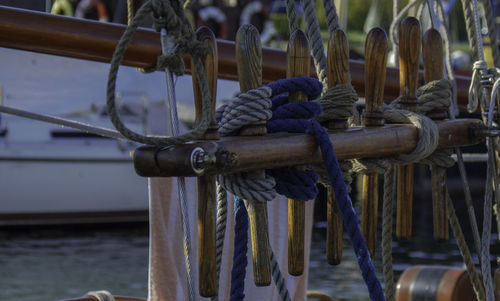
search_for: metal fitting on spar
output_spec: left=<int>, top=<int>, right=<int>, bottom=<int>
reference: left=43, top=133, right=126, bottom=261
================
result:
left=191, top=147, right=216, bottom=175
left=190, top=147, right=239, bottom=175
left=133, top=142, right=239, bottom=177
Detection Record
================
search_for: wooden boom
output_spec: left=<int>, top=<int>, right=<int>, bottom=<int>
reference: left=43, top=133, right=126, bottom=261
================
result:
left=0, top=5, right=473, bottom=109
left=134, top=118, right=485, bottom=178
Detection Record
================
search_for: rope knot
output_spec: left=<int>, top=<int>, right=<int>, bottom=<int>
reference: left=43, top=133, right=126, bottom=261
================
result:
left=157, top=53, right=184, bottom=75
left=315, top=83, right=357, bottom=124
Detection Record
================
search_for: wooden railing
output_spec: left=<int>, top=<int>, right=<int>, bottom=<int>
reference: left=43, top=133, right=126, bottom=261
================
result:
left=0, top=5, right=472, bottom=109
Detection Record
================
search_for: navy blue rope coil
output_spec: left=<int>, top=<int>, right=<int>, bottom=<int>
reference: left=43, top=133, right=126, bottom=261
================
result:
left=266, top=77, right=385, bottom=301
left=230, top=196, right=249, bottom=301
left=228, top=76, right=384, bottom=301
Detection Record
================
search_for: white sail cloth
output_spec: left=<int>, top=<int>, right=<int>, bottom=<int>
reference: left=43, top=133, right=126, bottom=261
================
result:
left=148, top=177, right=314, bottom=301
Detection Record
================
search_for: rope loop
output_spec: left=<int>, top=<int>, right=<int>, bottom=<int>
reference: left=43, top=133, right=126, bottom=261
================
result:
left=468, top=60, right=488, bottom=112
left=218, top=173, right=277, bottom=203
left=383, top=104, right=440, bottom=164
left=107, top=0, right=212, bottom=146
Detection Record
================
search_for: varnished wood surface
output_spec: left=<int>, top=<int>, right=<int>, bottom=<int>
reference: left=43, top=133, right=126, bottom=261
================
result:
left=0, top=6, right=474, bottom=109
left=193, top=26, right=219, bottom=140
left=326, top=186, right=343, bottom=265
left=192, top=27, right=218, bottom=297
left=325, top=29, right=350, bottom=265
left=328, top=30, right=350, bottom=88
left=286, top=29, right=309, bottom=276
left=396, top=17, right=421, bottom=240
left=398, top=17, right=421, bottom=110
left=235, top=24, right=270, bottom=286
left=135, top=118, right=485, bottom=177
left=361, top=27, right=388, bottom=256
left=423, top=28, right=449, bottom=241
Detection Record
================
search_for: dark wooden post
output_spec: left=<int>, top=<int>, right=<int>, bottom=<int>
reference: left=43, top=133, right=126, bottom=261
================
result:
left=422, top=28, right=449, bottom=241
left=361, top=27, right=388, bottom=256
left=192, top=27, right=219, bottom=297
left=325, top=29, right=350, bottom=265
left=396, top=17, right=421, bottom=240
left=235, top=24, right=271, bottom=286
left=286, top=29, right=310, bottom=276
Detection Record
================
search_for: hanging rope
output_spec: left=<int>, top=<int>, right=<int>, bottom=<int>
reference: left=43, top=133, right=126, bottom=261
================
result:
left=381, top=166, right=395, bottom=301
left=480, top=0, right=500, bottom=67
left=264, top=78, right=386, bottom=301
left=230, top=196, right=249, bottom=301
left=321, top=0, right=339, bottom=34
left=211, top=183, right=228, bottom=301
left=299, top=0, right=328, bottom=88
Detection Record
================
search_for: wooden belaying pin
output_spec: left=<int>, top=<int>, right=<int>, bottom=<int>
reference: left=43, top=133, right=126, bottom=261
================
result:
left=361, top=27, right=388, bottom=256
left=422, top=28, right=449, bottom=241
left=325, top=29, right=350, bottom=265
left=192, top=26, right=219, bottom=297
left=286, top=29, right=310, bottom=276
left=396, top=17, right=421, bottom=240
left=235, top=24, right=271, bottom=286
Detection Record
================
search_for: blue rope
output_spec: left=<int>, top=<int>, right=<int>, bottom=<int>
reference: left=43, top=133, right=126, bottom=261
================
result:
left=230, top=196, right=249, bottom=301
left=228, top=76, right=384, bottom=301
left=266, top=77, right=386, bottom=301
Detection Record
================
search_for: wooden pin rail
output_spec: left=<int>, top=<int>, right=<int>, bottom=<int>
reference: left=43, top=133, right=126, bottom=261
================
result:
left=0, top=5, right=473, bottom=109
left=134, top=119, right=485, bottom=178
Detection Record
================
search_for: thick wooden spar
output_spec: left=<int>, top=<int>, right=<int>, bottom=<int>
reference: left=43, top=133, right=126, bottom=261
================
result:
left=235, top=24, right=271, bottom=287
left=134, top=118, right=485, bottom=178
left=361, top=27, right=388, bottom=257
left=0, top=6, right=473, bottom=108
left=192, top=27, right=217, bottom=297
left=286, top=29, right=309, bottom=276
left=396, top=17, right=421, bottom=240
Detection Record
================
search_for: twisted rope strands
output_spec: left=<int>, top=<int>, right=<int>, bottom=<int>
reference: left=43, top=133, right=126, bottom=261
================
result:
left=382, top=166, right=395, bottom=301
left=285, top=0, right=298, bottom=33
left=480, top=0, right=500, bottom=67
left=460, top=0, right=480, bottom=61
left=270, top=250, right=292, bottom=301
left=210, top=183, right=228, bottom=301
left=230, top=197, right=249, bottom=301
left=446, top=192, right=486, bottom=301
left=300, top=0, right=328, bottom=88
left=481, top=138, right=495, bottom=301
left=322, top=0, right=339, bottom=34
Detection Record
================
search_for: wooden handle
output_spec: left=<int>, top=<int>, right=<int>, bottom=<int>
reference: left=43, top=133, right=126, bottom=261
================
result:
left=235, top=24, right=271, bottom=286
left=363, top=27, right=387, bottom=126
left=423, top=28, right=448, bottom=241
left=326, top=186, right=343, bottom=265
left=325, top=29, right=350, bottom=265
left=328, top=29, right=350, bottom=89
left=192, top=26, right=219, bottom=140
left=286, top=29, right=310, bottom=276
left=422, top=28, right=447, bottom=120
left=398, top=17, right=421, bottom=105
left=396, top=17, right=421, bottom=240
left=192, top=26, right=218, bottom=297
left=362, top=27, right=388, bottom=256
